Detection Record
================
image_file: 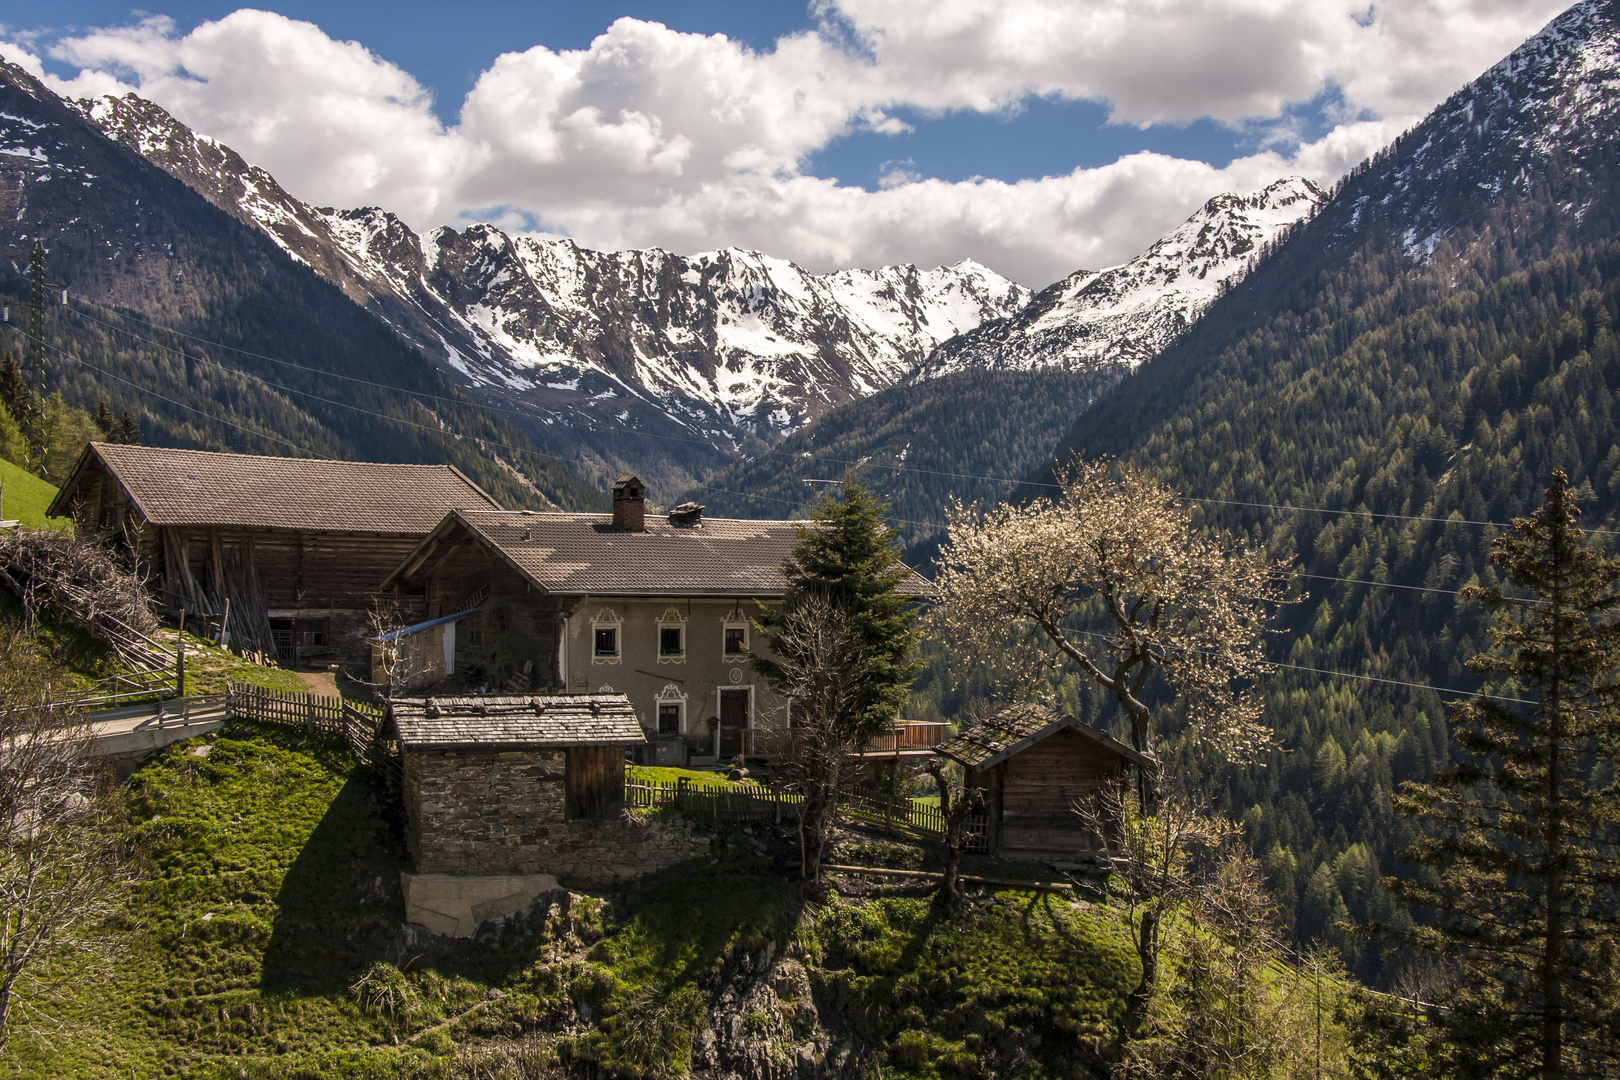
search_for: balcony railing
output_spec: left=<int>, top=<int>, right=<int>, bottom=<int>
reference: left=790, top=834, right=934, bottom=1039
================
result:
left=734, top=720, right=948, bottom=760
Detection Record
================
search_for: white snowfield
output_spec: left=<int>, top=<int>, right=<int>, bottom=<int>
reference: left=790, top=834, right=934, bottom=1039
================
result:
left=920, top=176, right=1327, bottom=378
left=69, top=87, right=1321, bottom=454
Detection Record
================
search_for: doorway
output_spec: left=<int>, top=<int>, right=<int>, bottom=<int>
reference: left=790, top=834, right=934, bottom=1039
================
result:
left=719, top=688, right=750, bottom=757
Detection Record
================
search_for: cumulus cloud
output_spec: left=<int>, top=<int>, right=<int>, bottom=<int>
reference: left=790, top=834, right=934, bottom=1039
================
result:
left=3, top=1, right=1573, bottom=284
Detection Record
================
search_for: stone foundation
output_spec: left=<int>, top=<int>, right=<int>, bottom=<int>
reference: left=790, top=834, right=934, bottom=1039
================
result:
left=403, top=747, right=713, bottom=881
left=402, top=872, right=559, bottom=937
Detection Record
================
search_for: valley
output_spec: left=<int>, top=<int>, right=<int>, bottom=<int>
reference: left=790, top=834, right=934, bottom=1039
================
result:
left=2, top=0, right=1620, bottom=1076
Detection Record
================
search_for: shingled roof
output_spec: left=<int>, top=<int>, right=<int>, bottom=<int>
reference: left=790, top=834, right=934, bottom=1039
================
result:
left=937, top=703, right=1149, bottom=771
left=390, top=694, right=646, bottom=748
left=384, top=510, right=933, bottom=597
left=49, top=443, right=501, bottom=533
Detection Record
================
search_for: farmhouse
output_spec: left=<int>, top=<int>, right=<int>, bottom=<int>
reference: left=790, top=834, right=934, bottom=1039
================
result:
left=937, top=703, right=1149, bottom=861
left=390, top=693, right=708, bottom=935
left=48, top=443, right=502, bottom=666
left=380, top=475, right=931, bottom=761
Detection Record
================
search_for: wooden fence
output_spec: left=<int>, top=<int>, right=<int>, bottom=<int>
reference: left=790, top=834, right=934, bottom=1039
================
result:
left=628, top=774, right=987, bottom=850
left=627, top=777, right=802, bottom=825
left=841, top=778, right=990, bottom=853
left=226, top=682, right=399, bottom=786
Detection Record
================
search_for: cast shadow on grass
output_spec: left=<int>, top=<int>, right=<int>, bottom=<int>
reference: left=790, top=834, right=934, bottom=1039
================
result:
left=259, top=767, right=403, bottom=995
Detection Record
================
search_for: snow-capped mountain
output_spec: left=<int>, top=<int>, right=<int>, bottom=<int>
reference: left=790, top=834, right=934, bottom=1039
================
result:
left=919, top=177, right=1326, bottom=377
left=1323, top=0, right=1620, bottom=260
left=73, top=91, right=1028, bottom=478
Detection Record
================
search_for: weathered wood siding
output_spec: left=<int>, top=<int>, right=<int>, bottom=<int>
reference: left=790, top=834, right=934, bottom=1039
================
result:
left=418, top=554, right=565, bottom=689
left=985, top=729, right=1125, bottom=857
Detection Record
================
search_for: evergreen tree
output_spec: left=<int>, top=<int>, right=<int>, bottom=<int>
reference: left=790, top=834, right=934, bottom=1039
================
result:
left=750, top=475, right=923, bottom=887
left=0, top=352, right=41, bottom=463
left=117, top=410, right=140, bottom=446
left=1387, top=470, right=1620, bottom=1079
left=93, top=400, right=115, bottom=440
left=754, top=474, right=923, bottom=741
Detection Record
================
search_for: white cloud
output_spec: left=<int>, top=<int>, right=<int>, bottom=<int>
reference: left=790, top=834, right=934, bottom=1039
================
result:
left=2, top=1, right=1575, bottom=284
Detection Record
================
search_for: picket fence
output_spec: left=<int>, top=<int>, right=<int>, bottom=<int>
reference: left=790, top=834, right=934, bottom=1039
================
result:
left=226, top=682, right=400, bottom=786
left=627, top=774, right=988, bottom=851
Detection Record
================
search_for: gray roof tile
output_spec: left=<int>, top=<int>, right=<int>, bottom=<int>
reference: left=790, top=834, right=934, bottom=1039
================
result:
left=391, top=693, right=646, bottom=748
left=402, top=510, right=932, bottom=597
left=61, top=443, right=501, bottom=533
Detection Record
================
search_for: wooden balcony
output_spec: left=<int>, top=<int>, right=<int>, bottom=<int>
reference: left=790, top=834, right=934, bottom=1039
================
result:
left=736, top=721, right=949, bottom=761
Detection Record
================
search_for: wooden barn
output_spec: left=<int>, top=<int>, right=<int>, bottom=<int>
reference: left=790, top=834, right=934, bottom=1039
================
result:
left=48, top=443, right=501, bottom=666
left=937, top=703, right=1149, bottom=862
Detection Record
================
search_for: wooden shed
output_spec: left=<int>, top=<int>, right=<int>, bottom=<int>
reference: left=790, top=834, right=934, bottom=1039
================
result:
left=937, top=704, right=1149, bottom=862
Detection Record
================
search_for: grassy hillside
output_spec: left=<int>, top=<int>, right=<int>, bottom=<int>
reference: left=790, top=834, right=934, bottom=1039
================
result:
left=0, top=458, right=67, bottom=530
left=7, top=722, right=1158, bottom=1079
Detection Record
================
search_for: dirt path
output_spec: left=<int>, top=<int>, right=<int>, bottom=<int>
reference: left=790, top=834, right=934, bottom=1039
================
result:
left=297, top=671, right=339, bottom=697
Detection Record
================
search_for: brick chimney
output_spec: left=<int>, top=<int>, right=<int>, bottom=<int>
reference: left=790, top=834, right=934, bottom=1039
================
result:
left=611, top=474, right=646, bottom=531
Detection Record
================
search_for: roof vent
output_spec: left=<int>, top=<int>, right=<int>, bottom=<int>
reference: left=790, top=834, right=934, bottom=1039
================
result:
left=667, top=501, right=704, bottom=527
left=424, top=697, right=439, bottom=719
left=611, top=474, right=646, bottom=531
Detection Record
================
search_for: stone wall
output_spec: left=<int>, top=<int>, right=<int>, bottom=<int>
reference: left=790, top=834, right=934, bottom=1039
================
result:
left=404, top=747, right=711, bottom=883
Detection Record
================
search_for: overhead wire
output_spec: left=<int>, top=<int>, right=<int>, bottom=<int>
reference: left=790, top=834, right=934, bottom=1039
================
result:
left=67, top=294, right=1620, bottom=536
left=9, top=307, right=1585, bottom=704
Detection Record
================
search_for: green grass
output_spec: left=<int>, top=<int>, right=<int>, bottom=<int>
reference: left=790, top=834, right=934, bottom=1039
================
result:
left=807, top=893, right=1137, bottom=1078
left=11, top=723, right=1138, bottom=1079
left=168, top=628, right=308, bottom=696
left=0, top=458, right=68, bottom=530
left=629, top=764, right=747, bottom=789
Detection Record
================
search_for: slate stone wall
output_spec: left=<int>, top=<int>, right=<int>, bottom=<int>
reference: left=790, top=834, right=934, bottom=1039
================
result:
left=403, top=747, right=710, bottom=882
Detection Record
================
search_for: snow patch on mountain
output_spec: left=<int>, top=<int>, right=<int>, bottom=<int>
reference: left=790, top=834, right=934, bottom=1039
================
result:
left=920, top=176, right=1326, bottom=377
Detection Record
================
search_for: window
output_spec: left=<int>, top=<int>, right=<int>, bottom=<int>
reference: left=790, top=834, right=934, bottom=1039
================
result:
left=660, top=625, right=684, bottom=657
left=589, top=607, right=622, bottom=665
left=656, top=607, right=687, bottom=664
left=724, top=624, right=747, bottom=656
left=295, top=620, right=326, bottom=647
left=658, top=702, right=683, bottom=734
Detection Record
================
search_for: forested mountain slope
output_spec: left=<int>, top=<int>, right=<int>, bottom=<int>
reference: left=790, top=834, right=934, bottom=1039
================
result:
left=691, top=367, right=1125, bottom=553
left=72, top=92, right=1031, bottom=491
left=0, top=60, right=597, bottom=511
left=1020, top=0, right=1620, bottom=980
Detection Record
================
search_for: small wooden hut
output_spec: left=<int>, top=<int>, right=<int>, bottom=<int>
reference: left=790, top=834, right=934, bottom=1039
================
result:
left=937, top=703, right=1149, bottom=861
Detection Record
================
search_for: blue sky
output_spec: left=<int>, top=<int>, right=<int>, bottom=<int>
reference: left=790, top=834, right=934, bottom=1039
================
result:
left=0, top=1, right=1574, bottom=284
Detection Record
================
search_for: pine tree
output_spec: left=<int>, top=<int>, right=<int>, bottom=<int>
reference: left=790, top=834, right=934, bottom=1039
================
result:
left=94, top=400, right=116, bottom=440
left=755, top=474, right=923, bottom=740
left=750, top=474, right=923, bottom=887
left=0, top=352, right=41, bottom=462
left=1387, top=470, right=1620, bottom=1079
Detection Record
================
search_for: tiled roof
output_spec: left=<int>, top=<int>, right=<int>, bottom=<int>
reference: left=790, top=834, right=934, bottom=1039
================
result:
left=391, top=694, right=646, bottom=748
left=53, top=443, right=501, bottom=533
left=937, top=703, right=1147, bottom=770
left=392, top=510, right=933, bottom=597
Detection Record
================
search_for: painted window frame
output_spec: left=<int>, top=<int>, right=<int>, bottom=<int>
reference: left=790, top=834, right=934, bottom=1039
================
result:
left=590, top=607, right=623, bottom=665
left=656, top=607, right=687, bottom=663
left=722, top=620, right=749, bottom=658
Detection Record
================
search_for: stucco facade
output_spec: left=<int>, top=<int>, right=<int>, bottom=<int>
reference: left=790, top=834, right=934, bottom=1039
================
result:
left=560, top=597, right=786, bottom=754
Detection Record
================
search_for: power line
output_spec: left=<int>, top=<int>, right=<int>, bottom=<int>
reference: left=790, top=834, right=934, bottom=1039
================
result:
left=1065, top=627, right=1534, bottom=706
left=67, top=295, right=1620, bottom=538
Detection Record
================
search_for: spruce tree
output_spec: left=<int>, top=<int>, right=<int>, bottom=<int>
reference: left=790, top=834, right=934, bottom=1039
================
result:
left=750, top=475, right=923, bottom=887
left=754, top=474, right=923, bottom=741
left=1387, top=470, right=1620, bottom=1079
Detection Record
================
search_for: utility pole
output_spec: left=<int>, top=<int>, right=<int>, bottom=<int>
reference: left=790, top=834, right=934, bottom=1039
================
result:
left=2, top=239, right=68, bottom=390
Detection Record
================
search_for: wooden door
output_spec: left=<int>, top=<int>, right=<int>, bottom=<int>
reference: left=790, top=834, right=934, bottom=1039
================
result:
left=566, top=746, right=625, bottom=820
left=719, top=690, right=749, bottom=757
